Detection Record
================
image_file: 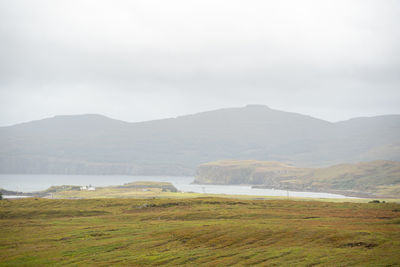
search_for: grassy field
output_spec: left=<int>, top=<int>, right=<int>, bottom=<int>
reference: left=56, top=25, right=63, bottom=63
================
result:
left=36, top=181, right=179, bottom=199
left=1, top=197, right=400, bottom=266
left=36, top=183, right=400, bottom=203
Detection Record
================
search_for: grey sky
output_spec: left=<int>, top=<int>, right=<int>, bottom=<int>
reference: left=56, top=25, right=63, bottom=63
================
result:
left=0, top=0, right=399, bottom=126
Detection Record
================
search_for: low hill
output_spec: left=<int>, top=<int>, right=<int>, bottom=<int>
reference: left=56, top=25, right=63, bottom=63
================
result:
left=0, top=181, right=178, bottom=199
left=1, top=105, right=399, bottom=175
left=194, top=160, right=400, bottom=197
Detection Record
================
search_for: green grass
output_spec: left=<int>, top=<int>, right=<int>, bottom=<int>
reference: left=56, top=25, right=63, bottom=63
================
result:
left=39, top=182, right=400, bottom=203
left=36, top=179, right=400, bottom=203
left=1, top=197, right=400, bottom=266
left=50, top=187, right=400, bottom=203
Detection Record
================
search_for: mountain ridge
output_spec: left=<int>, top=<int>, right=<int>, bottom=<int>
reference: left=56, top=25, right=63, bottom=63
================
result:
left=0, top=105, right=399, bottom=175
left=5, top=105, right=400, bottom=128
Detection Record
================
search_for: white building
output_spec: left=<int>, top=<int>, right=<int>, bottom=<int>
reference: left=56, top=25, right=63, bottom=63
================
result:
left=80, top=185, right=96, bottom=191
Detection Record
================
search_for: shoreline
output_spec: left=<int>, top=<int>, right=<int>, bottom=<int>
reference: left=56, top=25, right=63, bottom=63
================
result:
left=1, top=182, right=396, bottom=200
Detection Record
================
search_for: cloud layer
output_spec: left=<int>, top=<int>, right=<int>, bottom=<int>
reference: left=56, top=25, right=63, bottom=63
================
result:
left=1, top=0, right=399, bottom=125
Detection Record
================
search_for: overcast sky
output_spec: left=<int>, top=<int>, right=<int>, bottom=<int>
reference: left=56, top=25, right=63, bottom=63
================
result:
left=0, top=0, right=399, bottom=126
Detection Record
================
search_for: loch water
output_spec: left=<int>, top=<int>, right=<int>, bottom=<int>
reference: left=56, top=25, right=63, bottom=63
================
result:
left=0, top=174, right=354, bottom=199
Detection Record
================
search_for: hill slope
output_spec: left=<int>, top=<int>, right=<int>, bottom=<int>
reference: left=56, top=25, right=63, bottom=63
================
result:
left=194, top=160, right=400, bottom=197
left=0, top=105, right=399, bottom=175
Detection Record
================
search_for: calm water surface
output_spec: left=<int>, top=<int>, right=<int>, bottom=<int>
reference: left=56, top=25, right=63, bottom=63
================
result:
left=0, top=174, right=354, bottom=199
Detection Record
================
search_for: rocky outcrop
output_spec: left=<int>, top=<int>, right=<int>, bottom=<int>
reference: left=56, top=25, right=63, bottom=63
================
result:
left=194, top=160, right=400, bottom=197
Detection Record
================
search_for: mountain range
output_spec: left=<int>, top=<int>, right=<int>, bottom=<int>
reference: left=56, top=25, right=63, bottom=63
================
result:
left=1, top=105, right=399, bottom=175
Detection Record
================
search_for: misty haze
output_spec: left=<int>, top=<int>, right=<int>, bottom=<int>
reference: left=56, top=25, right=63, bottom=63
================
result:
left=1, top=0, right=399, bottom=266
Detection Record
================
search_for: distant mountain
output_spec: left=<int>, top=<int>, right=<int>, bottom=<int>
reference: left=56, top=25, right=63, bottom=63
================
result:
left=0, top=105, right=399, bottom=175
left=194, top=160, right=400, bottom=197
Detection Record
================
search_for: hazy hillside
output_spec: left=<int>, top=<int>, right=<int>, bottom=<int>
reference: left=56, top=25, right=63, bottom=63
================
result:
left=0, top=105, right=399, bottom=175
left=195, top=160, right=400, bottom=197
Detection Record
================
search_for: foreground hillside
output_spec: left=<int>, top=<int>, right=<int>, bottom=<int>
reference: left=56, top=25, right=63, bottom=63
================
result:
left=1, top=105, right=399, bottom=175
left=195, top=160, right=400, bottom=198
left=1, top=198, right=400, bottom=266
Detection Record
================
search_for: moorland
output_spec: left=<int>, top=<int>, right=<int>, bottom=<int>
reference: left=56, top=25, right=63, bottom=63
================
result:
left=1, top=197, right=400, bottom=266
